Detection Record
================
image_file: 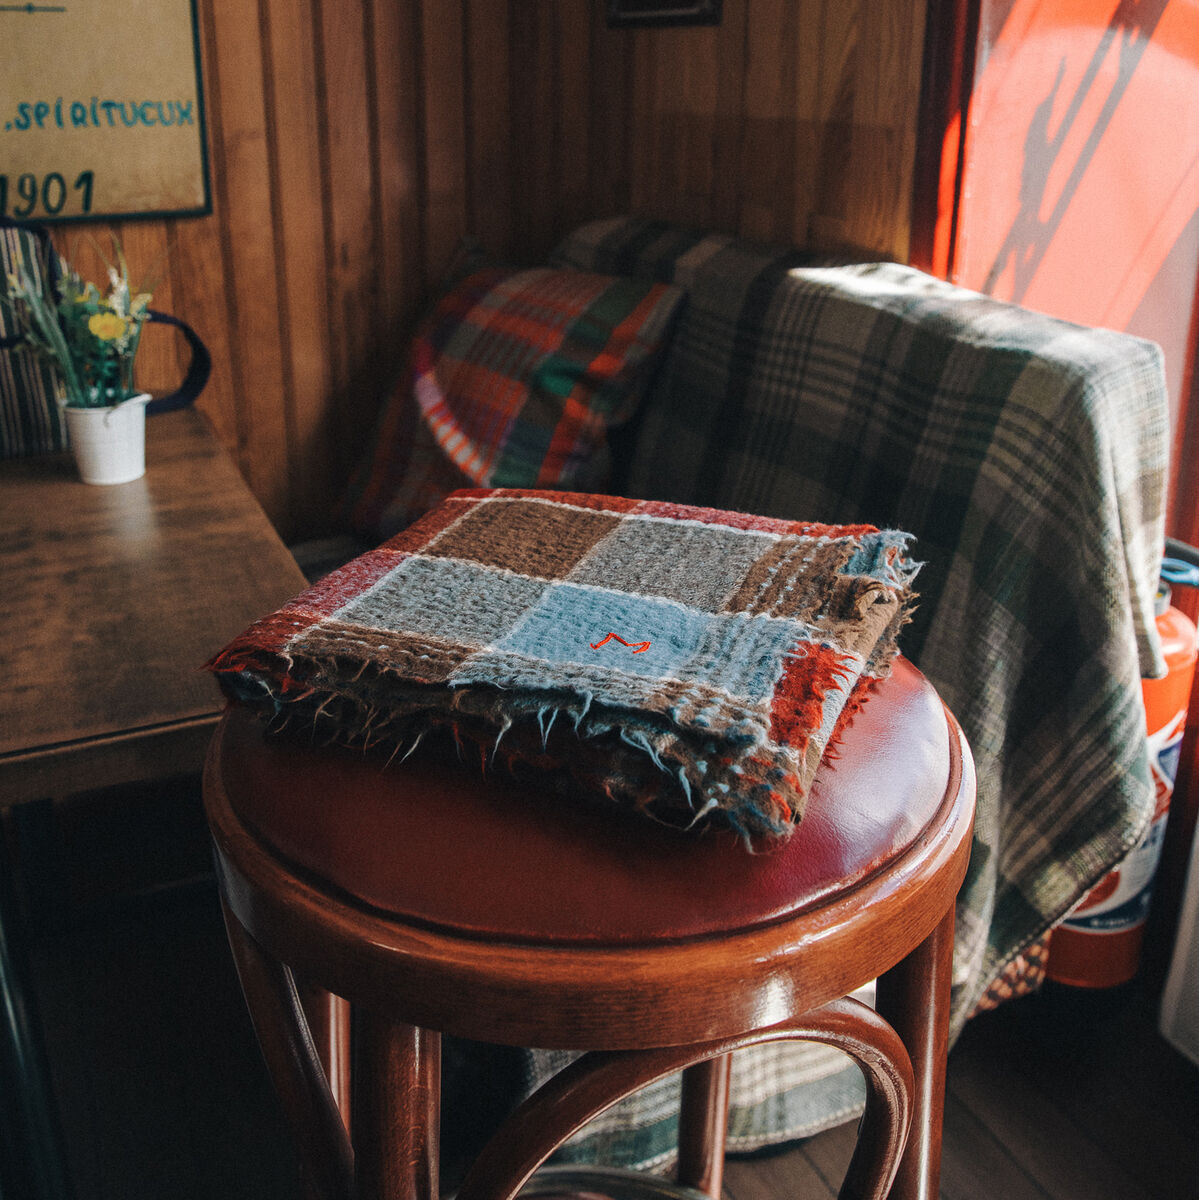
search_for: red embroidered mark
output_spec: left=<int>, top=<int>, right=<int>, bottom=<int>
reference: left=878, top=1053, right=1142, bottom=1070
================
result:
left=590, top=632, right=652, bottom=654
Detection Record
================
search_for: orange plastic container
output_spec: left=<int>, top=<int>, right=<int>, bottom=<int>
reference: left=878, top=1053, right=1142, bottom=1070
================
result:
left=1047, top=600, right=1199, bottom=989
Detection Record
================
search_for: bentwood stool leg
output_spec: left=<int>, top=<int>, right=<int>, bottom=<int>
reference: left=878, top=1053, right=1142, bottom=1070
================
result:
left=456, top=1000, right=914, bottom=1200
left=676, top=1055, right=732, bottom=1195
left=219, top=898, right=354, bottom=1200
left=300, top=984, right=352, bottom=1133
left=351, top=1015, right=440, bottom=1200
left=0, top=815, right=75, bottom=1200
left=875, top=904, right=957, bottom=1200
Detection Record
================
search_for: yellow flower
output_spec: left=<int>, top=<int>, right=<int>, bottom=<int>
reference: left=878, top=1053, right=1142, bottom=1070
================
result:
left=88, top=311, right=127, bottom=341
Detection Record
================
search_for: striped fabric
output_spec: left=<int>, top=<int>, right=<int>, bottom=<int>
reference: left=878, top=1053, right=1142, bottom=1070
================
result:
left=209, top=489, right=918, bottom=841
left=1, top=221, right=66, bottom=458
left=341, top=267, right=684, bottom=540
left=552, top=216, right=1169, bottom=1026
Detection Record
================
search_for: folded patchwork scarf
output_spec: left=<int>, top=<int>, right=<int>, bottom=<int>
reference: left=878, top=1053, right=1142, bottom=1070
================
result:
left=208, top=489, right=920, bottom=840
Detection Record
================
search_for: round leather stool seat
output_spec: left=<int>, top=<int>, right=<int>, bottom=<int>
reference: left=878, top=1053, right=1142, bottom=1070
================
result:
left=204, top=655, right=974, bottom=1200
left=220, top=656, right=952, bottom=946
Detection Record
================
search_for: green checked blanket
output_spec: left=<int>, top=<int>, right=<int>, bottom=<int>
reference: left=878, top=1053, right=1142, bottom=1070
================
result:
left=523, top=216, right=1168, bottom=1167
left=554, top=217, right=1169, bottom=1011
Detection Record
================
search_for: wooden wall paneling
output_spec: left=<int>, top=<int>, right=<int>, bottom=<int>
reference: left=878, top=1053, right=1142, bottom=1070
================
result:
left=368, top=0, right=426, bottom=527
left=417, top=0, right=469, bottom=288
left=196, top=0, right=292, bottom=530
left=808, top=0, right=860, bottom=252
left=642, top=27, right=681, bottom=224
left=846, top=0, right=926, bottom=261
left=509, top=2, right=565, bottom=262
left=791, top=0, right=827, bottom=246
left=261, top=0, right=334, bottom=535
left=506, top=0, right=537, bottom=253
left=710, top=0, right=750, bottom=234
left=675, top=22, right=721, bottom=231
left=316, top=0, right=384, bottom=495
left=631, top=21, right=705, bottom=228
left=844, top=0, right=893, bottom=254
left=624, top=22, right=657, bottom=219
left=739, top=0, right=797, bottom=243
left=372, top=0, right=424, bottom=309
left=505, top=0, right=931, bottom=259
left=555, top=2, right=594, bottom=245
left=171, top=1, right=246, bottom=507
left=656, top=24, right=704, bottom=228
left=207, top=0, right=291, bottom=525
left=126, top=222, right=185, bottom=399
left=465, top=0, right=514, bottom=258
left=587, top=4, right=632, bottom=222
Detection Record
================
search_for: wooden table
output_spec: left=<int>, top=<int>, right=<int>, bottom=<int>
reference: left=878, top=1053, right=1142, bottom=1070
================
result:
left=0, top=408, right=308, bottom=1200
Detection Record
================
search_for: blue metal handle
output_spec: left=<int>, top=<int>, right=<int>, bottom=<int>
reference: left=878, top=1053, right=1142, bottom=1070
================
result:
left=1162, top=558, right=1199, bottom=588
left=1163, top=538, right=1199, bottom=590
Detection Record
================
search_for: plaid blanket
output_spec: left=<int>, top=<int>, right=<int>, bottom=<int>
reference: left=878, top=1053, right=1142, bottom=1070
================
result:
left=522, top=216, right=1168, bottom=1169
left=553, top=217, right=1169, bottom=1020
left=209, top=490, right=918, bottom=840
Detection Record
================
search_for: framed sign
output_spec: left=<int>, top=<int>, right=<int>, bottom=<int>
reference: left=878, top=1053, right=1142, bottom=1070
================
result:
left=0, top=0, right=210, bottom=223
left=607, top=1, right=722, bottom=26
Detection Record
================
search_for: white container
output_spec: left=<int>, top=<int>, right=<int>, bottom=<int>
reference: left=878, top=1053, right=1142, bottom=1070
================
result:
left=62, top=393, right=151, bottom=485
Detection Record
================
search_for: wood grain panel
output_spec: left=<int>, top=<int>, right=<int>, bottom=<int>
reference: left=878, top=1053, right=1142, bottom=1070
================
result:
left=557, top=5, right=593, bottom=242
left=586, top=3, right=632, bottom=220
left=317, top=0, right=381, bottom=491
left=676, top=23, right=720, bottom=228
left=510, top=1, right=572, bottom=262
left=38, top=0, right=927, bottom=542
left=372, top=0, right=423, bottom=316
left=740, top=0, right=796, bottom=242
left=465, top=0, right=513, bottom=255
left=419, top=0, right=469, bottom=287
left=262, top=0, right=334, bottom=536
left=203, top=1, right=291, bottom=521
left=711, top=0, right=750, bottom=233
left=168, top=0, right=240, bottom=471
left=573, top=0, right=924, bottom=256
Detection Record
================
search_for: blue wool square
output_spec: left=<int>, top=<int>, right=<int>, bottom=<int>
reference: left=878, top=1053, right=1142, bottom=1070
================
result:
left=336, top=557, right=550, bottom=646
left=677, top=613, right=810, bottom=702
left=490, top=583, right=716, bottom=675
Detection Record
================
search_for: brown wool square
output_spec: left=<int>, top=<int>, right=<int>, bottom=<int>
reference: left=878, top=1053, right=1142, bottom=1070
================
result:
left=723, top=538, right=856, bottom=618
left=297, top=625, right=475, bottom=685
left=423, top=496, right=622, bottom=579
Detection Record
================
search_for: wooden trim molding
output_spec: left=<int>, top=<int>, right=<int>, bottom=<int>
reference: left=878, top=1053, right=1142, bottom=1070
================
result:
left=909, top=0, right=979, bottom=276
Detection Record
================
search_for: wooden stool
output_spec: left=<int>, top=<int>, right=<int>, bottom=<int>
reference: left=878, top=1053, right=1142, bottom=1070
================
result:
left=204, top=656, right=974, bottom=1200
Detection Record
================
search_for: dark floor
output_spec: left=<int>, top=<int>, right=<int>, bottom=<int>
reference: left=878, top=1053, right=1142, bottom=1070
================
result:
left=17, top=784, right=1199, bottom=1200
left=724, top=984, right=1199, bottom=1200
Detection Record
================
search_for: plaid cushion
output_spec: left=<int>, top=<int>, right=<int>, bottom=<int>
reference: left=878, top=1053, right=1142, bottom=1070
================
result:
left=341, top=268, right=684, bottom=540
left=209, top=489, right=917, bottom=840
